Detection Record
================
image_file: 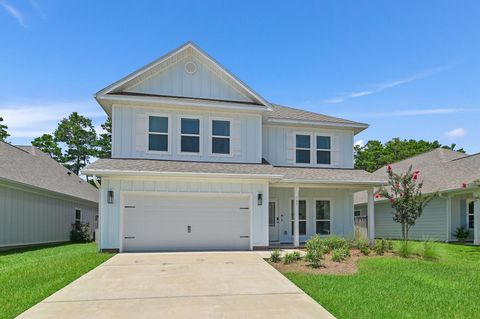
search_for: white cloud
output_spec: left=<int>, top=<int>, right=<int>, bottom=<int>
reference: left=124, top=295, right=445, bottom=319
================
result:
left=445, top=128, right=466, bottom=138
left=29, top=0, right=46, bottom=20
left=323, top=64, right=454, bottom=104
left=354, top=139, right=364, bottom=147
left=0, top=1, right=27, bottom=27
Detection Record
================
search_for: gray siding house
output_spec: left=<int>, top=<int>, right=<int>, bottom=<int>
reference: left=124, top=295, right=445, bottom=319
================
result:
left=355, top=148, right=480, bottom=244
left=0, top=142, right=99, bottom=249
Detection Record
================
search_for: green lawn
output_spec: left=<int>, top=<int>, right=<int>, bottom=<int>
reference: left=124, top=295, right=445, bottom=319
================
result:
left=284, top=242, right=480, bottom=319
left=0, top=243, right=113, bottom=319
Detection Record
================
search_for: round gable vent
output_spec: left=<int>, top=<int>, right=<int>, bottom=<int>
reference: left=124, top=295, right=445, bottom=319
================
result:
left=185, top=61, right=197, bottom=75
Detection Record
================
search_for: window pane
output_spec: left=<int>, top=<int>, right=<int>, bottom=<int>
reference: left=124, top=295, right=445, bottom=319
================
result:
left=317, top=136, right=331, bottom=149
left=316, top=200, right=330, bottom=219
left=149, top=134, right=168, bottom=151
left=316, top=221, right=331, bottom=235
left=296, top=135, right=310, bottom=148
left=269, top=202, right=276, bottom=227
left=291, top=200, right=307, bottom=219
left=181, top=136, right=199, bottom=153
left=149, top=116, right=168, bottom=133
left=468, top=201, right=474, bottom=214
left=469, top=215, right=474, bottom=228
left=354, top=210, right=361, bottom=217
left=317, top=150, right=331, bottom=164
left=181, top=118, right=199, bottom=135
left=291, top=221, right=307, bottom=235
left=212, top=120, right=230, bottom=136
left=296, top=150, right=310, bottom=163
left=212, top=137, right=230, bottom=154
left=75, top=210, right=81, bottom=220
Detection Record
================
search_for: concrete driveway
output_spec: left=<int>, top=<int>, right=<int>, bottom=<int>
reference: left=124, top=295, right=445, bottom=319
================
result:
left=18, top=252, right=334, bottom=318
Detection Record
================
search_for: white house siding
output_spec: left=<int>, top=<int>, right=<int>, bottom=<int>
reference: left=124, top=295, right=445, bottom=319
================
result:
left=262, top=125, right=354, bottom=168
left=269, top=187, right=355, bottom=243
left=112, top=104, right=262, bottom=163
left=373, top=197, right=448, bottom=241
left=0, top=184, right=97, bottom=248
left=99, top=177, right=269, bottom=250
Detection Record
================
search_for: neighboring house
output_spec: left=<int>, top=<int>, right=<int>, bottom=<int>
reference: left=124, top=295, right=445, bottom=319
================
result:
left=0, top=142, right=99, bottom=249
left=82, top=42, right=385, bottom=252
left=355, top=148, right=480, bottom=244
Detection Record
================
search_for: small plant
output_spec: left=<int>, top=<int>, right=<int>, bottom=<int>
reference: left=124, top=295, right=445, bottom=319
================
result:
left=331, top=247, right=350, bottom=262
left=356, top=239, right=371, bottom=255
left=283, top=252, right=298, bottom=264
left=397, top=240, right=414, bottom=258
left=70, top=222, right=91, bottom=243
left=373, top=239, right=390, bottom=255
left=322, top=235, right=348, bottom=253
left=305, top=235, right=325, bottom=268
left=454, top=227, right=470, bottom=242
left=420, top=239, right=438, bottom=261
left=269, top=249, right=281, bottom=263
left=291, top=250, right=301, bottom=260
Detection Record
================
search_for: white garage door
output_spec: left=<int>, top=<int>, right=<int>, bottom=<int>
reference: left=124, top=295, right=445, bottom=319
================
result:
left=122, top=193, right=251, bottom=251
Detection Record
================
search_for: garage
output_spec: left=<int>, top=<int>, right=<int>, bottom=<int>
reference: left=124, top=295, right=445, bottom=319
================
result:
left=121, top=193, right=251, bottom=251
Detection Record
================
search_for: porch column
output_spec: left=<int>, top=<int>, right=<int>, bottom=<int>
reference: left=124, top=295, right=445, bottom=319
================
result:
left=474, top=194, right=480, bottom=245
left=367, top=188, right=375, bottom=244
left=293, top=186, right=300, bottom=247
left=446, top=196, right=452, bottom=242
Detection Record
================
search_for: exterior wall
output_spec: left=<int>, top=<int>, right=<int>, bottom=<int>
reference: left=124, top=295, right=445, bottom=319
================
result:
left=112, top=104, right=262, bottom=163
left=99, top=177, right=269, bottom=250
left=262, top=125, right=354, bottom=168
left=373, top=197, right=448, bottom=241
left=0, top=183, right=98, bottom=248
left=269, top=187, right=355, bottom=243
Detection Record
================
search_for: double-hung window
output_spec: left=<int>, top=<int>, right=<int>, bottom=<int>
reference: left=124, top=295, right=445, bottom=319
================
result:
left=180, top=118, right=200, bottom=153
left=295, top=134, right=311, bottom=164
left=75, top=209, right=81, bottom=230
left=148, top=116, right=169, bottom=152
left=468, top=200, right=474, bottom=229
left=291, top=200, right=307, bottom=235
left=315, top=200, right=331, bottom=235
left=211, top=120, right=230, bottom=154
left=316, top=135, right=331, bottom=165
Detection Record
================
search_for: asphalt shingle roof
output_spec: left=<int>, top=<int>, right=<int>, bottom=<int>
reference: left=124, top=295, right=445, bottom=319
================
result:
left=0, top=142, right=98, bottom=203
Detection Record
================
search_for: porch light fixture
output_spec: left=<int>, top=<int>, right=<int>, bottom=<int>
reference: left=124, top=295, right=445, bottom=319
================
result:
left=257, top=193, right=263, bottom=206
left=107, top=190, right=114, bottom=204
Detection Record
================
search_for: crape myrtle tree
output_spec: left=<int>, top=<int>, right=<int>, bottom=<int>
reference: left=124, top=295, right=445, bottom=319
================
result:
left=376, top=165, right=435, bottom=245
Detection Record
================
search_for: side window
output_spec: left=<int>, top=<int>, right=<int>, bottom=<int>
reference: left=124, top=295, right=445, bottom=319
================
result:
left=468, top=201, right=474, bottom=229
left=295, top=134, right=311, bottom=164
left=75, top=209, right=81, bottom=230
left=180, top=118, right=200, bottom=153
left=211, top=120, right=230, bottom=154
left=148, top=116, right=169, bottom=152
left=316, top=136, right=331, bottom=165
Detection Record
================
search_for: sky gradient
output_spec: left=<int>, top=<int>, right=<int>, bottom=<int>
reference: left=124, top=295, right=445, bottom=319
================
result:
left=1, top=1, right=479, bottom=152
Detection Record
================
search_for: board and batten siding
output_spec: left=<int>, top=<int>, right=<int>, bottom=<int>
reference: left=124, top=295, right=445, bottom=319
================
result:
left=373, top=197, right=448, bottom=241
left=112, top=105, right=262, bottom=163
left=0, top=184, right=97, bottom=248
left=269, top=187, right=355, bottom=243
left=262, top=125, right=355, bottom=168
left=99, top=178, right=269, bottom=250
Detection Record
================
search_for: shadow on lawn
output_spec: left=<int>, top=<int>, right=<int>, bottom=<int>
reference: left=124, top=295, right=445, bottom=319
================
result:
left=0, top=242, right=75, bottom=257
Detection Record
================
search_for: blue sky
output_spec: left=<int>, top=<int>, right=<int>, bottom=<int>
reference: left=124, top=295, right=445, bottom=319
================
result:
left=1, top=0, right=479, bottom=152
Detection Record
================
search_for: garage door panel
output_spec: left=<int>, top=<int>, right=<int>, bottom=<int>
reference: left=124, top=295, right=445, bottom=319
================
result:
left=123, top=194, right=250, bottom=251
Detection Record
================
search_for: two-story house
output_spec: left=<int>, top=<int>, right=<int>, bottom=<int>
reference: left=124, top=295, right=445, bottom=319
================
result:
left=83, top=42, right=385, bottom=252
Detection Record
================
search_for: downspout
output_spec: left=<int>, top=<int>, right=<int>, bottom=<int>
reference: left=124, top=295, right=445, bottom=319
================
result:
left=92, top=175, right=101, bottom=251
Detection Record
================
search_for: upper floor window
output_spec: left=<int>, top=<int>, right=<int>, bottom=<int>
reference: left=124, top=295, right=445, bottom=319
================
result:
left=180, top=118, right=200, bottom=153
left=295, top=134, right=311, bottom=164
left=316, top=135, right=331, bottom=165
left=149, top=116, right=168, bottom=152
left=211, top=120, right=230, bottom=154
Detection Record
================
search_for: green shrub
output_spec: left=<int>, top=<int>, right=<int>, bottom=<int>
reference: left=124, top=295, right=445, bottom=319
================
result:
left=283, top=252, right=299, bottom=264
left=269, top=249, right=281, bottom=263
left=305, top=235, right=325, bottom=268
left=397, top=241, right=414, bottom=258
left=331, top=247, right=350, bottom=262
left=373, top=239, right=390, bottom=255
left=70, top=223, right=91, bottom=243
left=291, top=250, right=301, bottom=261
left=356, top=239, right=371, bottom=256
left=454, top=227, right=470, bottom=242
left=322, top=235, right=348, bottom=253
left=420, top=239, right=438, bottom=261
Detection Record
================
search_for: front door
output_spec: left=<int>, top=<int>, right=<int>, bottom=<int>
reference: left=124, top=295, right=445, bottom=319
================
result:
left=269, top=201, right=279, bottom=242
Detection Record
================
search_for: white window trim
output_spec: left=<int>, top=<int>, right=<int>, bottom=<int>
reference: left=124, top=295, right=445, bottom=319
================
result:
left=75, top=208, right=82, bottom=222
left=467, top=199, right=475, bottom=229
left=178, top=115, right=202, bottom=156
left=209, top=117, right=232, bottom=157
left=289, top=198, right=308, bottom=237
left=315, top=133, right=333, bottom=167
left=146, top=113, right=171, bottom=154
left=294, top=132, right=313, bottom=166
left=314, top=198, right=332, bottom=236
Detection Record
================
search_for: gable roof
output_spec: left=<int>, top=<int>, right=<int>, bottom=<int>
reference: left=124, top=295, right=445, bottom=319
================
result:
left=354, top=148, right=480, bottom=204
left=96, top=41, right=271, bottom=115
left=266, top=104, right=369, bottom=134
left=0, top=142, right=98, bottom=204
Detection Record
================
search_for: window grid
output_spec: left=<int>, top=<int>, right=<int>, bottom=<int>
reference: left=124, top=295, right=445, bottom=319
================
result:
left=148, top=116, right=169, bottom=152
left=180, top=118, right=200, bottom=154
left=315, top=200, right=331, bottom=235
left=295, top=134, right=311, bottom=164
left=316, top=135, right=331, bottom=165
left=211, top=120, right=231, bottom=155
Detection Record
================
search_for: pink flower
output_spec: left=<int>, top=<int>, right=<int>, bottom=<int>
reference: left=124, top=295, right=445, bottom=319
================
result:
left=462, top=182, right=467, bottom=188
left=413, top=174, right=418, bottom=180
left=387, top=165, right=392, bottom=172
left=414, top=170, right=420, bottom=174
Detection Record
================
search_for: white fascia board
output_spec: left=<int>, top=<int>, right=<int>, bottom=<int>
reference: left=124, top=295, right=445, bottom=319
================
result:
left=266, top=118, right=369, bottom=133
left=81, top=169, right=284, bottom=181
left=275, top=179, right=387, bottom=187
